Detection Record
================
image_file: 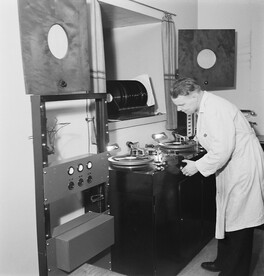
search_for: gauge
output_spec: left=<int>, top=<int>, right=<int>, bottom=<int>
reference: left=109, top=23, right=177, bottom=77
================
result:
left=68, top=166, right=74, bottom=175
left=87, top=161, right=92, bottom=169
left=77, top=164, right=84, bottom=172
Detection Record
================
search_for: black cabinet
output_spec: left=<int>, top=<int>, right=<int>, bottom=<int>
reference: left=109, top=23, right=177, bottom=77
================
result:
left=109, top=164, right=216, bottom=276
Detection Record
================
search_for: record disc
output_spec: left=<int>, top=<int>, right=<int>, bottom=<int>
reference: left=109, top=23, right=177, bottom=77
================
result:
left=159, top=140, right=196, bottom=151
left=108, top=155, right=153, bottom=167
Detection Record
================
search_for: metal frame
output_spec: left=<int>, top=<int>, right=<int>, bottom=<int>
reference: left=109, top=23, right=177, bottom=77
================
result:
left=31, top=93, right=108, bottom=275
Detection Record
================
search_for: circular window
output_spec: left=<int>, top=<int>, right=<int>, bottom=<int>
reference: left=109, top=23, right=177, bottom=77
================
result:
left=197, top=49, right=216, bottom=69
left=48, top=24, right=68, bottom=59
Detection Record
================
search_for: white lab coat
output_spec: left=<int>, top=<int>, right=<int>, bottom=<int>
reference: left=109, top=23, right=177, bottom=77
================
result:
left=195, top=92, right=264, bottom=239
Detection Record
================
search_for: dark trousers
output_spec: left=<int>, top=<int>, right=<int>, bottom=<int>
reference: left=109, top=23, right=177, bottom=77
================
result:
left=214, top=227, right=254, bottom=276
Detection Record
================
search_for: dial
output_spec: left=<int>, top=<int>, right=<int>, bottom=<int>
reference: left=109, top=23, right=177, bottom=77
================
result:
left=87, top=161, right=92, bottom=169
left=77, top=164, right=84, bottom=172
left=68, top=166, right=74, bottom=175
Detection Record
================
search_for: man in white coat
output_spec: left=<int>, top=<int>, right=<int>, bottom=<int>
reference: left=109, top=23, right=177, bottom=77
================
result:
left=170, top=77, right=264, bottom=276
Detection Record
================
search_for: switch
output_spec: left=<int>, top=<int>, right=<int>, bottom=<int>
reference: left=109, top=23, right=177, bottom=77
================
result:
left=87, top=175, right=93, bottom=184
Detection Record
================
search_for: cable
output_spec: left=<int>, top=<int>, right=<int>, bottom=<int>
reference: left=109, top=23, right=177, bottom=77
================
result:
left=127, top=0, right=176, bottom=17
left=47, top=118, right=70, bottom=155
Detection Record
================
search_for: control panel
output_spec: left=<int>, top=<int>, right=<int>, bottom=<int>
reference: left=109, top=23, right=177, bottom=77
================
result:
left=43, top=152, right=109, bottom=204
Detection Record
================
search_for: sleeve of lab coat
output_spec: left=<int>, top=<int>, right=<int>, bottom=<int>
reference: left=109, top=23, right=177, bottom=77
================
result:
left=195, top=103, right=236, bottom=177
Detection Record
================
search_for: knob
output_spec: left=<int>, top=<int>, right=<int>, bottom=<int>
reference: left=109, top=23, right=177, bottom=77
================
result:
left=68, top=181, right=74, bottom=190
left=78, top=178, right=84, bottom=187
left=58, top=79, right=67, bottom=88
left=87, top=175, right=93, bottom=184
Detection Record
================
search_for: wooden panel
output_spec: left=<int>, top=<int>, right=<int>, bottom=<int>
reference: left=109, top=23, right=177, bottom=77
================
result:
left=18, top=0, right=90, bottom=95
left=178, top=29, right=236, bottom=91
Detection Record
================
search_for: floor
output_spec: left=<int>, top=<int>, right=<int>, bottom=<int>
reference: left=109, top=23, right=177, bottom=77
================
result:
left=178, top=229, right=264, bottom=276
left=71, top=229, right=264, bottom=276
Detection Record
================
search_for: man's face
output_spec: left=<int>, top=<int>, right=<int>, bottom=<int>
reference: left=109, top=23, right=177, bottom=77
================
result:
left=171, top=94, right=198, bottom=114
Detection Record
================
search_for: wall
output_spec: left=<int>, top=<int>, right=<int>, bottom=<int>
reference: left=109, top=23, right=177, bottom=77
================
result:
left=250, top=0, right=264, bottom=134
left=198, top=0, right=264, bottom=135
left=0, top=1, right=39, bottom=275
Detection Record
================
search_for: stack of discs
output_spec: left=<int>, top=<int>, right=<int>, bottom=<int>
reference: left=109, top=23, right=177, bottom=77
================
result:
left=106, top=80, right=148, bottom=113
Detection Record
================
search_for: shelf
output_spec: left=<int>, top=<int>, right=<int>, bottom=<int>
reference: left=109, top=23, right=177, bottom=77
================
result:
left=108, top=113, right=166, bottom=131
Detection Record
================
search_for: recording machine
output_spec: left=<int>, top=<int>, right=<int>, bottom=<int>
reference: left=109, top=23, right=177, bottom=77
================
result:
left=107, top=132, right=215, bottom=276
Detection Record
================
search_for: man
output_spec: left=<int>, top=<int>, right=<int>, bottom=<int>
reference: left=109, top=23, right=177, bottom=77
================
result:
left=170, top=77, right=264, bottom=276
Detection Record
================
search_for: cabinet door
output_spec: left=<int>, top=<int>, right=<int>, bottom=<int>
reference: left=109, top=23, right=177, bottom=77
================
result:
left=109, top=169, right=155, bottom=275
left=178, top=173, right=203, bottom=258
left=110, top=191, right=155, bottom=275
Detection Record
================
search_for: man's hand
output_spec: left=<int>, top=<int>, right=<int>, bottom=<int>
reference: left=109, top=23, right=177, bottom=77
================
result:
left=180, top=160, right=198, bottom=176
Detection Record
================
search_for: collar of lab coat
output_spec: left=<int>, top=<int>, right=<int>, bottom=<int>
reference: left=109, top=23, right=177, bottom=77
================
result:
left=197, top=90, right=208, bottom=114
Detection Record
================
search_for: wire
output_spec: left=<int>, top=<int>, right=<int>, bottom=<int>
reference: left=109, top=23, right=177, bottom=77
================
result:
left=85, top=98, right=91, bottom=153
left=47, top=118, right=70, bottom=155
left=127, top=0, right=176, bottom=17
left=85, top=98, right=97, bottom=153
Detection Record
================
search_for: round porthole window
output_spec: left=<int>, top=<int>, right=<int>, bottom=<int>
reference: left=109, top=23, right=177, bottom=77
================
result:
left=197, top=49, right=217, bottom=69
left=47, top=24, right=68, bottom=59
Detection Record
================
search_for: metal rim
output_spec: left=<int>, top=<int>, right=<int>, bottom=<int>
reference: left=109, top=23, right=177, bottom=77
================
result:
left=159, top=140, right=196, bottom=150
left=108, top=155, right=153, bottom=166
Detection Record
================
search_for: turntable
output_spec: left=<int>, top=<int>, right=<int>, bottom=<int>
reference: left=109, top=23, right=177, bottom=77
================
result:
left=152, top=132, right=197, bottom=154
left=159, top=140, right=196, bottom=152
left=108, top=155, right=154, bottom=169
left=108, top=131, right=201, bottom=171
